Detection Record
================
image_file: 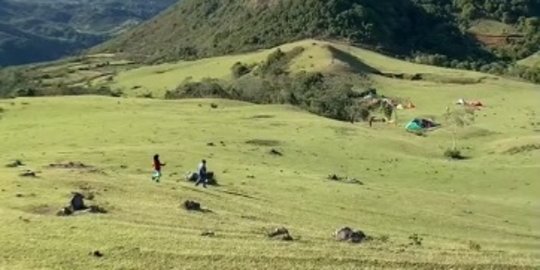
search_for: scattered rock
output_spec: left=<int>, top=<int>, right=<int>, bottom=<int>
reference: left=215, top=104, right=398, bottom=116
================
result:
left=91, top=250, right=104, bottom=258
left=57, top=207, right=73, bottom=216
left=183, top=200, right=201, bottom=211
left=89, top=205, right=108, bottom=214
left=71, top=192, right=87, bottom=211
left=185, top=171, right=218, bottom=185
left=267, top=227, right=294, bottom=241
left=49, top=161, right=91, bottom=169
left=328, top=174, right=363, bottom=185
left=269, top=149, right=283, bottom=156
left=335, top=227, right=367, bottom=243
left=6, top=160, right=24, bottom=168
left=19, top=170, right=37, bottom=178
left=201, top=230, right=215, bottom=237
left=185, top=172, right=199, bottom=182
left=268, top=227, right=289, bottom=237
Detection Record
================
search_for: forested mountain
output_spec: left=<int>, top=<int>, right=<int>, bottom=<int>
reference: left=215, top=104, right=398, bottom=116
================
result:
left=0, top=0, right=177, bottom=66
left=95, top=0, right=539, bottom=66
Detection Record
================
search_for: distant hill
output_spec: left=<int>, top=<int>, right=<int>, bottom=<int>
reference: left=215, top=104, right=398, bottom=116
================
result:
left=0, top=0, right=177, bottom=66
left=94, top=0, right=540, bottom=64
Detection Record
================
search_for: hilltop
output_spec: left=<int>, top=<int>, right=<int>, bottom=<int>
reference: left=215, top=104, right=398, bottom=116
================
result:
left=0, top=0, right=176, bottom=66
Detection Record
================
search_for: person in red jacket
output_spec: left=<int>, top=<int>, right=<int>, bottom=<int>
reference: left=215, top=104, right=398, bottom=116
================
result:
left=152, top=154, right=166, bottom=183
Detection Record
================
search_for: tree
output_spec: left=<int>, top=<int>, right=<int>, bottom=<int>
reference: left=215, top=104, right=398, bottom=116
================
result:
left=444, top=106, right=475, bottom=152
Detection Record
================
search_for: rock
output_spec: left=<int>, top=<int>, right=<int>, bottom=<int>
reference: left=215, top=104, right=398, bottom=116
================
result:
left=201, top=230, right=215, bottom=237
left=268, top=227, right=289, bottom=237
left=70, top=192, right=87, bottom=211
left=57, top=207, right=73, bottom=216
left=279, top=233, right=294, bottom=241
left=335, top=227, right=366, bottom=243
left=89, top=205, right=107, bottom=214
left=268, top=227, right=293, bottom=241
left=183, top=200, right=201, bottom=211
left=92, top=250, right=104, bottom=258
left=6, top=160, right=24, bottom=168
left=19, top=170, right=37, bottom=177
left=269, top=149, right=283, bottom=156
left=185, top=172, right=199, bottom=182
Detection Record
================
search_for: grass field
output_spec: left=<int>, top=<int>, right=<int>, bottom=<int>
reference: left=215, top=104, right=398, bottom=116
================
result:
left=1, top=40, right=539, bottom=269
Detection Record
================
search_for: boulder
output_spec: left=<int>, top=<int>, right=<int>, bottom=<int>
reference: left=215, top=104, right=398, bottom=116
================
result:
left=183, top=200, right=201, bottom=211
left=268, top=227, right=294, bottom=241
left=70, top=192, right=87, bottom=211
left=185, top=172, right=199, bottom=182
left=335, top=227, right=366, bottom=243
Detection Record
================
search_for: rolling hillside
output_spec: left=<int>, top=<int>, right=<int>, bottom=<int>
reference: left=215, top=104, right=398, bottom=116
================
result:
left=0, top=0, right=177, bottom=66
left=1, top=31, right=540, bottom=269
left=94, top=0, right=540, bottom=67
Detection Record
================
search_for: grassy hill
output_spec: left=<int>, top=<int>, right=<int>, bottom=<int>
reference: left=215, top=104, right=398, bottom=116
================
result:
left=93, top=0, right=486, bottom=63
left=519, top=52, right=540, bottom=68
left=0, top=39, right=539, bottom=269
left=94, top=0, right=540, bottom=67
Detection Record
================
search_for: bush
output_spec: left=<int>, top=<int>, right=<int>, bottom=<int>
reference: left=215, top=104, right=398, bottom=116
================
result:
left=231, top=62, right=252, bottom=78
left=444, top=148, right=466, bottom=160
left=468, top=240, right=481, bottom=251
left=408, top=233, right=423, bottom=246
left=165, top=78, right=231, bottom=99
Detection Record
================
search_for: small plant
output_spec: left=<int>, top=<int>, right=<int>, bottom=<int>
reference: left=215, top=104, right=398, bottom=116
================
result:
left=378, top=234, right=390, bottom=243
left=444, top=148, right=466, bottom=160
left=444, top=106, right=475, bottom=155
left=408, top=233, right=423, bottom=246
left=231, top=62, right=251, bottom=78
left=468, top=240, right=481, bottom=251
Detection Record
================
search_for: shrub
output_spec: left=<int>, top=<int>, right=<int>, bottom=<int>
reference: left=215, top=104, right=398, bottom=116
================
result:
left=166, top=78, right=231, bottom=99
left=468, top=240, right=481, bottom=251
left=408, top=234, right=423, bottom=246
left=444, top=148, right=466, bottom=160
left=231, top=62, right=251, bottom=78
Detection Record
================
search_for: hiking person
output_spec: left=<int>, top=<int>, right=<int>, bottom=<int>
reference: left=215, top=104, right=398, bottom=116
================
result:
left=152, top=154, right=166, bottom=183
left=195, top=159, right=207, bottom=188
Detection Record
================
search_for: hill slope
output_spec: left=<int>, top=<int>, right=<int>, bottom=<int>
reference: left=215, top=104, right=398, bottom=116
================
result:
left=0, top=0, right=177, bottom=66
left=0, top=94, right=538, bottom=269
left=94, top=0, right=540, bottom=65
left=94, top=0, right=484, bottom=63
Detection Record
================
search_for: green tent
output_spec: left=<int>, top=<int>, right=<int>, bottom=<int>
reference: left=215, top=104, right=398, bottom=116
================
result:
left=405, top=120, right=423, bottom=132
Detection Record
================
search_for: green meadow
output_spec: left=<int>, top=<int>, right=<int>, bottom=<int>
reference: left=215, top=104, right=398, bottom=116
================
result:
left=0, top=40, right=539, bottom=269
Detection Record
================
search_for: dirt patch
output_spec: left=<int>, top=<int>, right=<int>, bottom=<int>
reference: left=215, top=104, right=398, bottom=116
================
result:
left=504, top=144, right=540, bottom=155
left=57, top=192, right=107, bottom=216
left=246, top=139, right=280, bottom=147
left=269, top=149, right=283, bottom=156
left=19, top=170, right=38, bottom=178
left=328, top=174, right=364, bottom=185
left=249, top=115, right=275, bottom=119
left=27, top=204, right=57, bottom=215
left=48, top=161, right=104, bottom=174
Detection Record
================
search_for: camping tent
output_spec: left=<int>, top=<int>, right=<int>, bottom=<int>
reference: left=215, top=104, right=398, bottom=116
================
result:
left=406, top=118, right=439, bottom=133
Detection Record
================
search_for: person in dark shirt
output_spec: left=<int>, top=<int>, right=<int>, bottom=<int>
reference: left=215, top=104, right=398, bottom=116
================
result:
left=195, top=159, right=207, bottom=188
left=152, top=154, right=166, bottom=183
